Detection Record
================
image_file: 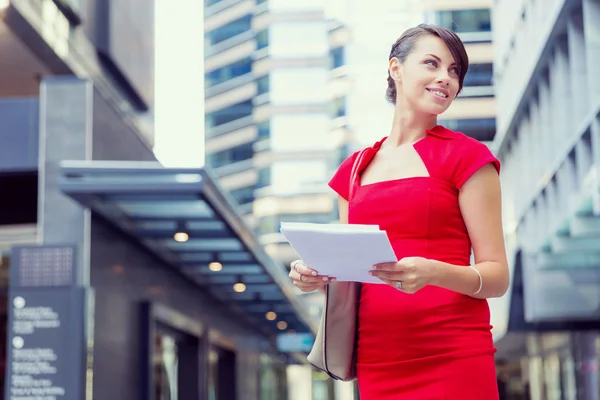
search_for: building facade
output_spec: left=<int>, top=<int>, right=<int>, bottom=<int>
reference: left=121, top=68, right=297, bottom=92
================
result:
left=0, top=1, right=313, bottom=399
left=204, top=0, right=359, bottom=269
left=490, top=0, right=600, bottom=398
left=420, top=0, right=496, bottom=146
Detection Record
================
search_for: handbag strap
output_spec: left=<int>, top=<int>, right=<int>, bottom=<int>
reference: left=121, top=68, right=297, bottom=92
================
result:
left=348, top=148, right=369, bottom=200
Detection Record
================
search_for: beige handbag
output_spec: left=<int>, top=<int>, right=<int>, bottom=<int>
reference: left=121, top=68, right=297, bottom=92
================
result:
left=306, top=148, right=369, bottom=381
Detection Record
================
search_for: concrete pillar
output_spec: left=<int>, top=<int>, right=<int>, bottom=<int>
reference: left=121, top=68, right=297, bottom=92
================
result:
left=583, top=0, right=600, bottom=107
left=38, top=76, right=93, bottom=286
left=567, top=12, right=588, bottom=124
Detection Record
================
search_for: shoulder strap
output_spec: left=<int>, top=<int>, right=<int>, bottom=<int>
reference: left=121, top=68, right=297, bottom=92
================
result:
left=348, top=148, right=369, bottom=201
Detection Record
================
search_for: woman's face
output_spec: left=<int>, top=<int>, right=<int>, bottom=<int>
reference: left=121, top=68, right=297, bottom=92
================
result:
left=389, top=35, right=461, bottom=115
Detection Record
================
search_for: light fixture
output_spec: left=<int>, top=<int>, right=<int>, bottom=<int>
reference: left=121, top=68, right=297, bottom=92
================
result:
left=277, top=321, right=288, bottom=330
left=208, top=262, right=222, bottom=272
left=233, top=282, right=246, bottom=293
left=174, top=221, right=189, bottom=242
left=173, top=232, right=189, bottom=242
left=265, top=311, right=277, bottom=321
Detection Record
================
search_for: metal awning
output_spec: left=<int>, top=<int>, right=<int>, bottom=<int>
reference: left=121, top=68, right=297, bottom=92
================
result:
left=59, top=161, right=317, bottom=337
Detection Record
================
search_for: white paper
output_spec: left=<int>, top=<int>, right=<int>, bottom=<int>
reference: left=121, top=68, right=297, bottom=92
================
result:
left=280, top=222, right=397, bottom=284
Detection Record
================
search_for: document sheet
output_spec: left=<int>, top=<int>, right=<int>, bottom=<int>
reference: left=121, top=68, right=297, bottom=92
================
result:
left=280, top=222, right=397, bottom=284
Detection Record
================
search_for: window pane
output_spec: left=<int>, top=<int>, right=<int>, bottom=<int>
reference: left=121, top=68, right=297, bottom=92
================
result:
left=439, top=118, right=496, bottom=141
left=205, top=58, right=252, bottom=88
left=207, top=142, right=254, bottom=168
left=464, top=63, right=493, bottom=87
left=436, top=9, right=491, bottom=33
left=205, top=100, right=253, bottom=129
left=205, top=16, right=251, bottom=46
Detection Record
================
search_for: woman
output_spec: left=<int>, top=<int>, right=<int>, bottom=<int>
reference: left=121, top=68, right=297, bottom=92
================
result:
left=288, top=24, right=509, bottom=399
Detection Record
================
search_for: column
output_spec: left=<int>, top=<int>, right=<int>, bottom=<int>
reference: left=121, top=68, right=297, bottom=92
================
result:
left=567, top=11, right=588, bottom=124
left=582, top=0, right=600, bottom=107
left=38, top=76, right=93, bottom=286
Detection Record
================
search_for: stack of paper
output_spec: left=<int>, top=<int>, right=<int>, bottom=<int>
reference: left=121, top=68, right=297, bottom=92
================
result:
left=280, top=222, right=397, bottom=284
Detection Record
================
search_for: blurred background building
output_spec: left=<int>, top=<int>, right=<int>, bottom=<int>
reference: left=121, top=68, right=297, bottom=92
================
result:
left=490, top=0, right=600, bottom=398
left=0, top=1, right=315, bottom=399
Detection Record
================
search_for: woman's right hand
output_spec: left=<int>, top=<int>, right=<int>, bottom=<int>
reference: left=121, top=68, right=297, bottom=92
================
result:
left=289, top=259, right=335, bottom=293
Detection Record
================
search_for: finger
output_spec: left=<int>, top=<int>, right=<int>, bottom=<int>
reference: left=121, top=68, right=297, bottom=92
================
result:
left=292, top=260, right=319, bottom=277
left=372, top=262, right=398, bottom=270
left=369, top=270, right=403, bottom=280
left=378, top=277, right=404, bottom=291
left=290, top=270, right=332, bottom=284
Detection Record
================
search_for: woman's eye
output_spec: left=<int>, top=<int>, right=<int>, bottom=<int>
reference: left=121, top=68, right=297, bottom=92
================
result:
left=425, top=60, right=437, bottom=67
left=449, top=67, right=459, bottom=75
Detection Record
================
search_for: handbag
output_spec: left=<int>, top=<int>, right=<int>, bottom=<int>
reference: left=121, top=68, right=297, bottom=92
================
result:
left=306, top=148, right=369, bottom=381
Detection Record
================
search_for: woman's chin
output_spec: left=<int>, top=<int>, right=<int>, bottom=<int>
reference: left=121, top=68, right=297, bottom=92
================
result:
left=420, top=104, right=450, bottom=116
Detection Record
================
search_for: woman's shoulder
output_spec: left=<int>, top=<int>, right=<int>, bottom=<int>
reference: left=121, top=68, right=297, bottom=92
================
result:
left=427, top=125, right=487, bottom=148
left=426, top=125, right=500, bottom=188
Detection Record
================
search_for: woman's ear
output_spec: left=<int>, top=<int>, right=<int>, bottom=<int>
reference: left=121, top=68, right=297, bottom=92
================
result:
left=388, top=57, right=402, bottom=83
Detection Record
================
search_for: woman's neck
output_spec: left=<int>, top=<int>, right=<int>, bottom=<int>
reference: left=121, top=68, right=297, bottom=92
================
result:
left=386, top=101, right=437, bottom=147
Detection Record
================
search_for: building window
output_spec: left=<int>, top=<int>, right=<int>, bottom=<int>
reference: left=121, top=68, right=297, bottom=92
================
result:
left=205, top=100, right=253, bottom=129
left=208, top=346, right=237, bottom=400
left=230, top=187, right=255, bottom=205
left=436, top=9, right=491, bottom=33
left=332, top=97, right=346, bottom=118
left=205, top=58, right=252, bottom=88
left=330, top=47, right=344, bottom=69
left=258, top=121, right=270, bottom=140
left=463, top=63, right=493, bottom=87
left=257, top=75, right=270, bottom=95
left=257, top=167, right=271, bottom=189
left=207, top=142, right=254, bottom=168
left=256, top=29, right=269, bottom=50
left=439, top=118, right=496, bottom=142
left=205, top=0, right=223, bottom=6
left=205, top=15, right=252, bottom=46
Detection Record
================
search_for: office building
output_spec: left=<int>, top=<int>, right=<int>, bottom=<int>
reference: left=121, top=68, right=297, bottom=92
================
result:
left=490, top=0, right=600, bottom=398
left=0, top=1, right=314, bottom=399
left=204, top=1, right=363, bottom=270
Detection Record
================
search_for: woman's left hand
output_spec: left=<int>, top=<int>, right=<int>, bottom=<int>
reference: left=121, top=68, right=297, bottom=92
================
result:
left=370, top=257, right=437, bottom=294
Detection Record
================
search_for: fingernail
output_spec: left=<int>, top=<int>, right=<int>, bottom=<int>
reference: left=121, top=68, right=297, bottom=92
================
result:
left=322, top=277, right=328, bottom=281
left=311, top=271, right=317, bottom=276
left=368, top=271, right=373, bottom=276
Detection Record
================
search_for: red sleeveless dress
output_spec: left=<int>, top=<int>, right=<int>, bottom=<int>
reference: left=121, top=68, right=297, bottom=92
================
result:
left=328, top=125, right=501, bottom=399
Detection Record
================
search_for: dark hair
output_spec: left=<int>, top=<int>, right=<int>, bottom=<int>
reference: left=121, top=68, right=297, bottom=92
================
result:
left=386, top=24, right=469, bottom=104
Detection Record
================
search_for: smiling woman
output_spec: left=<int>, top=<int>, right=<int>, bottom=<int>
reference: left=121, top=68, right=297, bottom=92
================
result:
left=289, top=24, right=508, bottom=400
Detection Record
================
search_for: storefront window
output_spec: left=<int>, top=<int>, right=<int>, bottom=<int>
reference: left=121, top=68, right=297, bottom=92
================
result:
left=208, top=346, right=237, bottom=400
left=154, top=334, right=179, bottom=400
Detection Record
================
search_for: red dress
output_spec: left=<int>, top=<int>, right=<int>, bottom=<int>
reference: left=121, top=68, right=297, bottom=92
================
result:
left=328, top=125, right=501, bottom=399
